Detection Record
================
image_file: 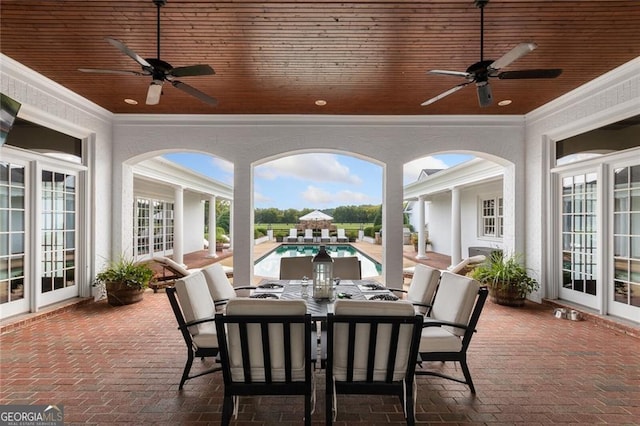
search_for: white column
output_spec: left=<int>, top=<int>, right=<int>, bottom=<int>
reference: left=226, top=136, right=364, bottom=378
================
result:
left=450, top=186, right=462, bottom=266
left=207, top=195, right=217, bottom=258
left=229, top=201, right=234, bottom=251
left=232, top=160, right=253, bottom=286
left=382, top=160, right=405, bottom=286
left=416, top=195, right=427, bottom=259
left=173, top=186, right=184, bottom=265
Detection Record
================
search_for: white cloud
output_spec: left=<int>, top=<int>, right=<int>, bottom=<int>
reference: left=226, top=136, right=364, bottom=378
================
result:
left=302, top=186, right=376, bottom=206
left=210, top=157, right=234, bottom=174
left=403, top=156, right=449, bottom=184
left=255, top=154, right=362, bottom=185
left=254, top=191, right=272, bottom=204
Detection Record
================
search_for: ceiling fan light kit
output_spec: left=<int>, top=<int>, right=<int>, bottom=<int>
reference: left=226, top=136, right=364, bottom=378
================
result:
left=79, top=0, right=217, bottom=107
left=422, top=0, right=562, bottom=108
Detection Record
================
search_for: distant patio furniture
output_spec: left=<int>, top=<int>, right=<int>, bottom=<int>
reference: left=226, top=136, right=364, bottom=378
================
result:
left=150, top=256, right=198, bottom=292
left=166, top=272, right=221, bottom=389
left=447, top=255, right=486, bottom=275
left=320, top=228, right=331, bottom=242
left=336, top=228, right=348, bottom=242
left=215, top=299, right=314, bottom=425
left=303, top=229, right=314, bottom=243
left=285, top=228, right=299, bottom=243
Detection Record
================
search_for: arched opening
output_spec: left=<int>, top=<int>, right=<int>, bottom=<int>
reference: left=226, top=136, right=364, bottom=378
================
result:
left=403, top=151, right=516, bottom=269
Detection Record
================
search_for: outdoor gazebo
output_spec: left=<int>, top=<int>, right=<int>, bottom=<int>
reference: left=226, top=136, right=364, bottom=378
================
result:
left=297, top=210, right=335, bottom=231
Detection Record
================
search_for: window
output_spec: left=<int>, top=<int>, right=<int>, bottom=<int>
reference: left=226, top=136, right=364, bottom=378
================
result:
left=479, top=196, right=503, bottom=238
left=0, top=162, right=26, bottom=304
left=41, top=170, right=76, bottom=293
left=134, top=197, right=174, bottom=259
left=613, top=165, right=640, bottom=308
left=561, top=173, right=597, bottom=296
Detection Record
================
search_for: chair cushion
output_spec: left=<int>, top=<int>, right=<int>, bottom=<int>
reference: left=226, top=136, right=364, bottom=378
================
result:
left=154, top=256, right=191, bottom=276
left=419, top=326, right=462, bottom=353
left=201, top=263, right=237, bottom=302
left=406, top=264, right=441, bottom=314
left=430, top=272, right=480, bottom=336
left=332, top=300, right=416, bottom=381
left=174, top=272, right=217, bottom=343
left=224, top=299, right=308, bottom=382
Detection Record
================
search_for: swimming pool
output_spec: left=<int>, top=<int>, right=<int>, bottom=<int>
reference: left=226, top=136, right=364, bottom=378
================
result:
left=254, top=244, right=382, bottom=278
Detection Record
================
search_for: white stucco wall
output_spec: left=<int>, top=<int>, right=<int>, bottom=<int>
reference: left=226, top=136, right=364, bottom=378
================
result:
left=524, top=57, right=640, bottom=303
left=111, top=116, right=525, bottom=285
left=183, top=192, right=205, bottom=254
left=1, top=54, right=113, bottom=298
left=3, top=51, right=637, bottom=313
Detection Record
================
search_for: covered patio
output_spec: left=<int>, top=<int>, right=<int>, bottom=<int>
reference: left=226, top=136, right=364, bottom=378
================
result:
left=1, top=283, right=638, bottom=424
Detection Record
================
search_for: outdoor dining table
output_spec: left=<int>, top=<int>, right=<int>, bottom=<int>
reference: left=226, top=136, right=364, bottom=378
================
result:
left=251, top=279, right=398, bottom=320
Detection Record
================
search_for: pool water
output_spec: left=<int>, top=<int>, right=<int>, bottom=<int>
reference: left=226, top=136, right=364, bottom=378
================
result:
left=254, top=244, right=382, bottom=278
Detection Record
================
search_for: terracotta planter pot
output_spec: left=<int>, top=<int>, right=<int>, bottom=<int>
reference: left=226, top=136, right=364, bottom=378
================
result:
left=105, top=281, right=145, bottom=306
left=488, top=284, right=526, bottom=307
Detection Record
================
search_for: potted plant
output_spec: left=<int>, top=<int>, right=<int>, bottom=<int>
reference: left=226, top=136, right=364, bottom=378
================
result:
left=471, top=251, right=539, bottom=307
left=95, top=257, right=155, bottom=306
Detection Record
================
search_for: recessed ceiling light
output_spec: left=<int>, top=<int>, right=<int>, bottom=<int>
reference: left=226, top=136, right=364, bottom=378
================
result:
left=498, top=99, right=512, bottom=106
left=124, top=98, right=138, bottom=105
left=315, top=99, right=327, bottom=106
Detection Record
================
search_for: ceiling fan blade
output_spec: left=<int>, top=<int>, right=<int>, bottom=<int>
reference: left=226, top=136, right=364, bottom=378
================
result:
left=169, top=64, right=215, bottom=78
left=421, top=82, right=471, bottom=106
left=489, top=42, right=537, bottom=70
left=497, top=69, right=563, bottom=79
left=171, top=80, right=218, bottom=106
left=106, top=37, right=152, bottom=68
left=428, top=69, right=472, bottom=79
left=78, top=68, right=148, bottom=76
left=146, top=80, right=163, bottom=105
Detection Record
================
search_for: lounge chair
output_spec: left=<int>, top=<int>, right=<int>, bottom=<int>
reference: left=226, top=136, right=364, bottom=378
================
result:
left=320, top=228, right=331, bottom=243
left=284, top=228, right=299, bottom=243
left=303, top=229, right=314, bottom=243
left=149, top=256, right=198, bottom=292
left=336, top=228, right=348, bottom=243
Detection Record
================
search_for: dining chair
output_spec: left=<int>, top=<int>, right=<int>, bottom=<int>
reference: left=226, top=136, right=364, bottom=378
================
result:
left=279, top=256, right=314, bottom=280
left=326, top=300, right=423, bottom=425
left=215, top=299, right=314, bottom=426
left=388, top=264, right=441, bottom=315
left=331, top=256, right=362, bottom=280
left=416, top=271, right=488, bottom=393
left=166, top=272, right=221, bottom=389
left=200, top=263, right=256, bottom=309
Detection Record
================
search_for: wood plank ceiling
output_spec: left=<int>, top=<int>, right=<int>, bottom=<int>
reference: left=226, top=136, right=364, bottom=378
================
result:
left=1, top=0, right=639, bottom=115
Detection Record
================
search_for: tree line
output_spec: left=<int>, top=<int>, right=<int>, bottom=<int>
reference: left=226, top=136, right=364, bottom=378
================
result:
left=254, top=205, right=382, bottom=225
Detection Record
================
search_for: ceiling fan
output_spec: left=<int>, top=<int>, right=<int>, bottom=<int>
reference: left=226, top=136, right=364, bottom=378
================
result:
left=79, top=0, right=217, bottom=106
left=421, top=0, right=562, bottom=108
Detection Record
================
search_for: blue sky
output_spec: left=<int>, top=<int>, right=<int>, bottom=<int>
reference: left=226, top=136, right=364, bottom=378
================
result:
left=163, top=152, right=473, bottom=210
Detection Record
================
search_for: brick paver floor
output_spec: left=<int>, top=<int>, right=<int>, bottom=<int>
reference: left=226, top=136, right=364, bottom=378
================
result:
left=1, top=289, right=638, bottom=425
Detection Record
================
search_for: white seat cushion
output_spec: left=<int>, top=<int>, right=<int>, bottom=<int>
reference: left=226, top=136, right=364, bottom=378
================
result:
left=332, top=300, right=416, bottom=381
left=174, top=272, right=217, bottom=346
left=224, top=299, right=308, bottom=382
left=406, top=264, right=441, bottom=314
left=419, top=326, right=462, bottom=353
left=430, top=272, right=480, bottom=337
left=202, top=263, right=237, bottom=302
